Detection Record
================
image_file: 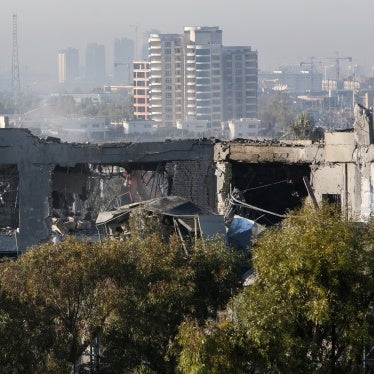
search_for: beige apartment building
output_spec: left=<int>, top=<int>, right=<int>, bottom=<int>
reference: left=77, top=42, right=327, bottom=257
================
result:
left=183, top=26, right=224, bottom=133
left=146, top=26, right=258, bottom=134
left=148, top=34, right=184, bottom=127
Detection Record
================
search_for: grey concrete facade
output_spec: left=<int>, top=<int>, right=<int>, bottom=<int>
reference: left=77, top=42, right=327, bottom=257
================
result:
left=2, top=104, right=374, bottom=251
left=0, top=129, right=215, bottom=251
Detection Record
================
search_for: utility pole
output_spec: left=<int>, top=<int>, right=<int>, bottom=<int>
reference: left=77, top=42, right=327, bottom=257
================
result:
left=11, top=13, right=21, bottom=116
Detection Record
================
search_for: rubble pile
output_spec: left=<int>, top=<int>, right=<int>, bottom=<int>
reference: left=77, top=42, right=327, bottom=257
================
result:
left=52, top=216, right=93, bottom=235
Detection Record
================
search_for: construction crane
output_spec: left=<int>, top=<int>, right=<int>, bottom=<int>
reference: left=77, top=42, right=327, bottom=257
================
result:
left=300, top=53, right=352, bottom=91
left=323, top=52, right=352, bottom=84
left=300, top=57, right=316, bottom=92
left=299, top=57, right=315, bottom=70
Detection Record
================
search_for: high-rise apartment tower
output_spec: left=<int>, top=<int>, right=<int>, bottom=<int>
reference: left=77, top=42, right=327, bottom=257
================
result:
left=58, top=47, right=79, bottom=85
left=148, top=34, right=184, bottom=126
left=222, top=46, right=258, bottom=120
left=183, top=26, right=223, bottom=131
left=146, top=26, right=258, bottom=132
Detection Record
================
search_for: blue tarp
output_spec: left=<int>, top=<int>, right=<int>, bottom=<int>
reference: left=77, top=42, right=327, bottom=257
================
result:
left=227, top=215, right=254, bottom=255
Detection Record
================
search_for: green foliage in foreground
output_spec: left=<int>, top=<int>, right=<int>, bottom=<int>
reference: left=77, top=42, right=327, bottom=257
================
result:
left=176, top=203, right=374, bottom=373
left=0, top=238, right=117, bottom=372
left=1, top=203, right=373, bottom=373
left=0, top=234, right=240, bottom=373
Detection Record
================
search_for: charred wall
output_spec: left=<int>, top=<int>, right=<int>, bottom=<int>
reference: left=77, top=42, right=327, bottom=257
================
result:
left=0, top=165, right=19, bottom=228
left=230, top=161, right=311, bottom=225
left=51, top=164, right=90, bottom=214
left=167, top=160, right=216, bottom=214
left=8, top=127, right=369, bottom=251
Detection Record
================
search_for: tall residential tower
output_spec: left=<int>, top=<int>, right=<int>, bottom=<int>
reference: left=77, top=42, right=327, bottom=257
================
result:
left=145, top=26, right=258, bottom=133
left=58, top=47, right=79, bottom=85
left=183, top=26, right=223, bottom=132
left=222, top=46, right=258, bottom=120
left=148, top=34, right=184, bottom=127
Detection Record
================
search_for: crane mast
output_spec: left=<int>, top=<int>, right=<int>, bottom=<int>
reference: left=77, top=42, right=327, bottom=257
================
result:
left=11, top=13, right=21, bottom=116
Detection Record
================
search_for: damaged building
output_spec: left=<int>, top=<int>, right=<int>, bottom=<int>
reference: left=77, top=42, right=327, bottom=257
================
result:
left=1, top=103, right=374, bottom=252
left=95, top=195, right=226, bottom=243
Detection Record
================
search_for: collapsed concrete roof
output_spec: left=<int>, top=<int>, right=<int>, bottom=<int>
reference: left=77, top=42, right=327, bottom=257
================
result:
left=96, top=196, right=202, bottom=226
left=142, top=196, right=202, bottom=216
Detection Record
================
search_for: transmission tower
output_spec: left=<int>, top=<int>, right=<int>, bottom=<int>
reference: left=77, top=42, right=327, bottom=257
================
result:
left=11, top=13, right=21, bottom=115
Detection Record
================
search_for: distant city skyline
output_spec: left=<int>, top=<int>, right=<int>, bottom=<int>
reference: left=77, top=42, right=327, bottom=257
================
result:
left=1, top=0, right=374, bottom=81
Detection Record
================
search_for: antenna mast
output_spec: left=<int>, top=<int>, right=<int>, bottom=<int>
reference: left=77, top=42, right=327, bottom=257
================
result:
left=12, top=13, right=21, bottom=115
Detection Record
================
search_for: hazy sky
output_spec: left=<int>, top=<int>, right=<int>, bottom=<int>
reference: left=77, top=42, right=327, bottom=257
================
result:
left=1, top=0, right=374, bottom=78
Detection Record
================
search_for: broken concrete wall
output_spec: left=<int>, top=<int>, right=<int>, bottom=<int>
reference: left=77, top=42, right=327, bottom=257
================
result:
left=312, top=159, right=374, bottom=222
left=228, top=142, right=323, bottom=164
left=169, top=160, right=217, bottom=214
left=215, top=162, right=232, bottom=215
left=0, top=129, right=217, bottom=251
left=311, top=163, right=360, bottom=218
left=353, top=104, right=374, bottom=145
left=0, top=165, right=19, bottom=228
left=313, top=109, right=374, bottom=222
left=6, top=124, right=374, bottom=251
left=354, top=162, right=374, bottom=221
left=324, top=132, right=356, bottom=163
left=17, top=162, right=54, bottom=251
left=214, top=143, right=232, bottom=215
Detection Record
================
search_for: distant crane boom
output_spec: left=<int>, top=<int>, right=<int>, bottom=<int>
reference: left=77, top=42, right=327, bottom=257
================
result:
left=300, top=52, right=352, bottom=90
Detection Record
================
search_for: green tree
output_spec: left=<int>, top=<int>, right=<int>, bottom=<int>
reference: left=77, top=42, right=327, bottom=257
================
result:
left=0, top=238, right=117, bottom=372
left=258, top=92, right=297, bottom=136
left=290, top=111, right=324, bottom=141
left=99, top=234, right=241, bottom=373
left=0, top=226, right=241, bottom=372
left=176, top=203, right=374, bottom=373
left=0, top=287, right=59, bottom=373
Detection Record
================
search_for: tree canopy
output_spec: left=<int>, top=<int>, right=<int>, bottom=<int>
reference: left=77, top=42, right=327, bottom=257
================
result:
left=176, top=203, right=374, bottom=373
left=258, top=92, right=296, bottom=137
left=0, top=231, right=241, bottom=372
left=0, top=238, right=117, bottom=372
left=98, top=234, right=241, bottom=373
left=1, top=203, right=372, bottom=372
left=290, top=111, right=324, bottom=141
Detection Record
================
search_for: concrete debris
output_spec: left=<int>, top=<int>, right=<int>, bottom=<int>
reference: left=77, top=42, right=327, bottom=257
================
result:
left=229, top=138, right=306, bottom=147
left=52, top=216, right=92, bottom=235
left=95, top=196, right=225, bottom=243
